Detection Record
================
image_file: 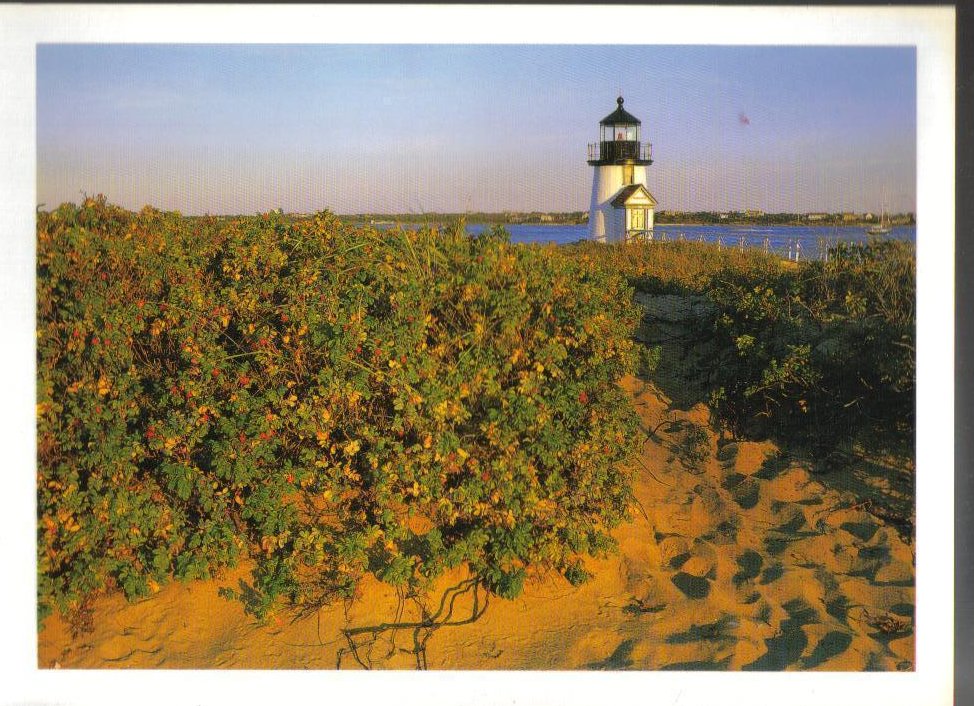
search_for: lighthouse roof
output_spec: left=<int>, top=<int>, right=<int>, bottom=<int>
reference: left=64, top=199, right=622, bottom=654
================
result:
left=610, top=183, right=657, bottom=208
left=600, top=96, right=641, bottom=126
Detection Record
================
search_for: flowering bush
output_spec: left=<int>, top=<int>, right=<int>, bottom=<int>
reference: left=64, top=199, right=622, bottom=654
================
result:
left=37, top=198, right=643, bottom=623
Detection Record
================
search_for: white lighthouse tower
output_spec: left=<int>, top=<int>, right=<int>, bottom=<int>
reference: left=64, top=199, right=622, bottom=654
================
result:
left=587, top=96, right=656, bottom=243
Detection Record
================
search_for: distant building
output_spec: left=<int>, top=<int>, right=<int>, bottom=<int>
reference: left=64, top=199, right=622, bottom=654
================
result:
left=807, top=213, right=828, bottom=221
left=841, top=212, right=858, bottom=222
left=539, top=214, right=554, bottom=223
left=719, top=213, right=730, bottom=220
left=744, top=209, right=764, bottom=218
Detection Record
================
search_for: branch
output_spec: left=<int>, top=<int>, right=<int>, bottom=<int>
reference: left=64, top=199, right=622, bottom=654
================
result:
left=336, top=577, right=489, bottom=670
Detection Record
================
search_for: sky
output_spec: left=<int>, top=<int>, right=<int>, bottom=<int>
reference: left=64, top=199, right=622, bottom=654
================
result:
left=36, top=44, right=917, bottom=215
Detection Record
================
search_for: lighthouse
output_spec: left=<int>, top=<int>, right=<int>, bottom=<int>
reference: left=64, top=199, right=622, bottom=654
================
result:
left=587, top=96, right=656, bottom=243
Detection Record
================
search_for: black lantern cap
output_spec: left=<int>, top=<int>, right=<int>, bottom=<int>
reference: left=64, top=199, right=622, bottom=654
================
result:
left=599, top=96, right=641, bottom=126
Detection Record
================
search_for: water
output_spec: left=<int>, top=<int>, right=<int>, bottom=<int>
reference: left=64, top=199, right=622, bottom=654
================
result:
left=382, top=222, right=916, bottom=261
left=494, top=222, right=912, bottom=243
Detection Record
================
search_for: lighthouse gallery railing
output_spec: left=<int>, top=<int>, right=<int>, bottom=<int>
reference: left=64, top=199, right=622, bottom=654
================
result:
left=587, top=141, right=653, bottom=163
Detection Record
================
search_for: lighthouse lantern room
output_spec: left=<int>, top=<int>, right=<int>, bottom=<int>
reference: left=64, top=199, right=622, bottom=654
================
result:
left=587, top=96, right=656, bottom=243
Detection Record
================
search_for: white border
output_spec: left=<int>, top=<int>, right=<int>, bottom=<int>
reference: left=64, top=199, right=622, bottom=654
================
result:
left=0, top=5, right=955, bottom=706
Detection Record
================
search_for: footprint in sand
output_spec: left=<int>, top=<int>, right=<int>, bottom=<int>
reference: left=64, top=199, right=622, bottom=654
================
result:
left=584, top=638, right=637, bottom=670
left=732, top=549, right=764, bottom=587
left=665, top=538, right=717, bottom=600
left=743, top=597, right=820, bottom=671
left=665, top=614, right=738, bottom=649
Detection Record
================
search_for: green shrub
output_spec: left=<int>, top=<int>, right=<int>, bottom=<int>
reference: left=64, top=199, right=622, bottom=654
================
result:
left=706, top=240, right=915, bottom=449
left=564, top=238, right=915, bottom=454
left=37, top=199, right=248, bottom=621
left=37, top=199, right=643, bottom=624
left=566, top=240, right=784, bottom=295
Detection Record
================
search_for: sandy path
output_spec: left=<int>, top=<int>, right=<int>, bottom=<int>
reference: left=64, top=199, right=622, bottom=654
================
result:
left=38, top=375, right=914, bottom=671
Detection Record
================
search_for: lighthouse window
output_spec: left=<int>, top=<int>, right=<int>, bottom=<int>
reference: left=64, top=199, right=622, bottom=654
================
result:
left=623, top=165, right=634, bottom=185
left=610, top=126, right=637, bottom=141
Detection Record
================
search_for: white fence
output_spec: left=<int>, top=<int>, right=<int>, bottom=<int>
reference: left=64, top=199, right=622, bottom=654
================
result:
left=626, top=230, right=850, bottom=262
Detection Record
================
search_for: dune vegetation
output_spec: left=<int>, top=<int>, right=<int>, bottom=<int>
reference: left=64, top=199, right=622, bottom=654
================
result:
left=37, top=198, right=915, bottom=670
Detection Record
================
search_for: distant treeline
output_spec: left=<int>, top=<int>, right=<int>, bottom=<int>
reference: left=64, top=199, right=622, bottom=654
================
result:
left=656, top=211, right=916, bottom=226
left=191, top=209, right=916, bottom=228
left=340, top=210, right=916, bottom=228
left=340, top=211, right=589, bottom=226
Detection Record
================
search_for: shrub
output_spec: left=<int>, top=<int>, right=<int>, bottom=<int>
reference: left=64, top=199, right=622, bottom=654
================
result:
left=37, top=199, right=247, bottom=620
left=566, top=240, right=784, bottom=295
left=260, top=221, right=644, bottom=612
left=37, top=199, right=643, bottom=626
left=566, top=238, right=915, bottom=454
left=706, top=240, right=915, bottom=449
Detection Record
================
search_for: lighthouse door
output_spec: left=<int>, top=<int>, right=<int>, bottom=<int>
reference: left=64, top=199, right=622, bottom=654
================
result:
left=629, top=207, right=645, bottom=233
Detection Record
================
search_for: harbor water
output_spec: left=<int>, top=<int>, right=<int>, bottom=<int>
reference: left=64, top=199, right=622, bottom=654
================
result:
left=464, top=223, right=916, bottom=261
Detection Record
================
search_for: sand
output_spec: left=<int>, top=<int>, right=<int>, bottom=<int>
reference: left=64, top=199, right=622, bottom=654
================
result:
left=38, top=372, right=915, bottom=671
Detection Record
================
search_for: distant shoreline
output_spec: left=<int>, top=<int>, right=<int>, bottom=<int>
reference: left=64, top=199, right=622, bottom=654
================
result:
left=340, top=215, right=915, bottom=229
left=348, top=219, right=913, bottom=229
left=656, top=222, right=912, bottom=229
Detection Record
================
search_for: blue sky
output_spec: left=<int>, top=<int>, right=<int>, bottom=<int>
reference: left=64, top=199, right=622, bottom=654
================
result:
left=37, top=44, right=916, bottom=215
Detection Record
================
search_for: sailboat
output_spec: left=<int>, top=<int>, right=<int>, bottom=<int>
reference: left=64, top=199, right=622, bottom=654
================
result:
left=867, top=214, right=891, bottom=236
left=867, top=198, right=892, bottom=236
